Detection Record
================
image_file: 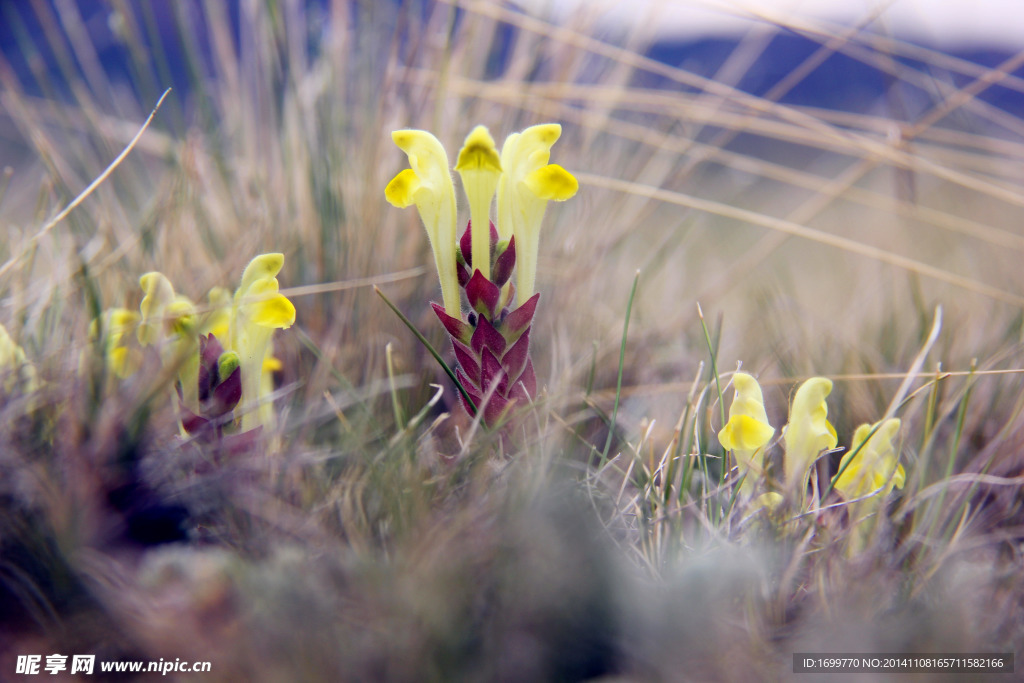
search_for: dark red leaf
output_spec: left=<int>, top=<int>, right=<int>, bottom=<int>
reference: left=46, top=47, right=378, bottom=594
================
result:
left=492, top=236, right=516, bottom=288
left=483, top=393, right=511, bottom=427
left=455, top=366, right=482, bottom=414
left=197, top=334, right=224, bottom=401
left=501, top=330, right=530, bottom=384
left=501, top=293, right=539, bottom=342
left=452, top=340, right=480, bottom=387
left=459, top=221, right=500, bottom=269
left=470, top=315, right=507, bottom=357
left=432, top=303, right=471, bottom=345
left=480, top=347, right=508, bottom=396
left=179, top=402, right=209, bottom=436
left=509, top=359, right=536, bottom=402
left=466, top=270, right=500, bottom=320
left=460, top=221, right=473, bottom=264
left=211, top=366, right=242, bottom=417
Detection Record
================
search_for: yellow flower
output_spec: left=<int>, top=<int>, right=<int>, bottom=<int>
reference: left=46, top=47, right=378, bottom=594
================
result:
left=455, top=125, right=503, bottom=282
left=782, top=377, right=838, bottom=498
left=90, top=308, right=141, bottom=379
left=386, top=129, right=460, bottom=316
left=230, top=253, right=296, bottom=433
left=834, top=418, right=905, bottom=501
left=496, top=124, right=578, bottom=306
left=718, top=372, right=775, bottom=496
left=834, top=418, right=904, bottom=553
left=138, top=271, right=200, bottom=412
left=0, top=323, right=37, bottom=394
left=753, top=491, right=784, bottom=513
left=201, top=286, right=232, bottom=343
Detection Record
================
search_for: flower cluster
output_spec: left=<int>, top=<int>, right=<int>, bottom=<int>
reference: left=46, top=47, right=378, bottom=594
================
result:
left=386, top=124, right=577, bottom=425
left=718, top=374, right=905, bottom=525
left=96, top=254, right=295, bottom=438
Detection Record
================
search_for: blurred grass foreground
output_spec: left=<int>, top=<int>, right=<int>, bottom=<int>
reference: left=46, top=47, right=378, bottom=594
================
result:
left=2, top=1, right=1024, bottom=680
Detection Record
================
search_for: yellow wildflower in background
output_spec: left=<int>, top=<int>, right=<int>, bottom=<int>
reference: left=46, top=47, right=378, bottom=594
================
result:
left=834, top=418, right=905, bottom=552
left=718, top=372, right=775, bottom=497
left=0, top=323, right=37, bottom=395
left=230, top=253, right=296, bottom=433
left=138, top=271, right=201, bottom=414
left=834, top=418, right=905, bottom=502
left=782, top=377, right=838, bottom=501
left=90, top=308, right=141, bottom=379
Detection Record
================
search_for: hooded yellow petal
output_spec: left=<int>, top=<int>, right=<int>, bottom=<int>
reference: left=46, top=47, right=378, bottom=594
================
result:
left=138, top=271, right=176, bottom=346
left=110, top=309, right=140, bottom=330
left=455, top=125, right=502, bottom=173
left=109, top=346, right=141, bottom=379
left=237, top=253, right=285, bottom=301
left=518, top=123, right=561, bottom=157
left=167, top=296, right=198, bottom=336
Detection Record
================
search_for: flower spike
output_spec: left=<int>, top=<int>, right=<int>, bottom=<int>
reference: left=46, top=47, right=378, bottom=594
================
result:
left=386, top=123, right=576, bottom=428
